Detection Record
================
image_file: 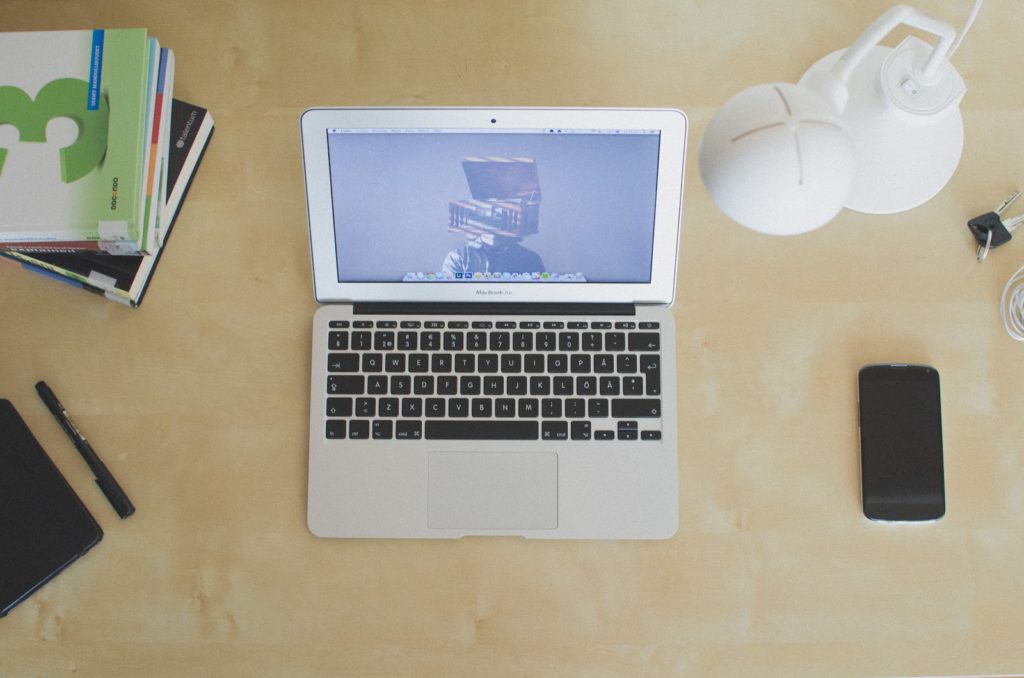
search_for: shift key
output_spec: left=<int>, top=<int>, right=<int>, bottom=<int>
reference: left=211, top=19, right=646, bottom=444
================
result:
left=611, top=398, right=662, bottom=418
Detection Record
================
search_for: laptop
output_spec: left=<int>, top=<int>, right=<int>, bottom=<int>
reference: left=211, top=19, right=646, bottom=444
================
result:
left=300, top=107, right=687, bottom=539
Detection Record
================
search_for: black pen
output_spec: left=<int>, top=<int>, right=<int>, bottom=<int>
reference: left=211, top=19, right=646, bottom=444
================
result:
left=35, top=381, right=135, bottom=519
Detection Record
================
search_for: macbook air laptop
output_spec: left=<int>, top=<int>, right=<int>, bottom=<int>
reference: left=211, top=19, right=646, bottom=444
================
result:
left=300, top=107, right=687, bottom=539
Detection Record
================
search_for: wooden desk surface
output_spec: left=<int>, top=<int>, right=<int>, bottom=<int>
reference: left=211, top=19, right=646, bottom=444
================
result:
left=2, top=1, right=1023, bottom=675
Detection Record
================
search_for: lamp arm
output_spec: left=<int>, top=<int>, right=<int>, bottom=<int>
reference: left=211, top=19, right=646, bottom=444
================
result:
left=833, top=4, right=956, bottom=84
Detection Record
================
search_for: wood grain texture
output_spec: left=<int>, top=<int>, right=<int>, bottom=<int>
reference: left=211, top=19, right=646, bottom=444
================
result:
left=1, top=1, right=1023, bottom=675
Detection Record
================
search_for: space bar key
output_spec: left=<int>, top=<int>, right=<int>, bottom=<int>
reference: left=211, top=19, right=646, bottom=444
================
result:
left=425, top=421, right=539, bottom=440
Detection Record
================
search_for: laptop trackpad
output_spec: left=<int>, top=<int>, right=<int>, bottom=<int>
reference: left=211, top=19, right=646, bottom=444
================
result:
left=428, top=451, right=558, bottom=530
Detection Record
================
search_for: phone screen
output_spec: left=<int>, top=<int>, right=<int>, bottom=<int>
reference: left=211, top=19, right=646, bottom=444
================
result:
left=858, top=364, right=945, bottom=522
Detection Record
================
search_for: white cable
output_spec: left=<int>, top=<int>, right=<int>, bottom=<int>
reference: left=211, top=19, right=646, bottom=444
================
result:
left=1000, top=263, right=1024, bottom=341
left=948, top=0, right=984, bottom=57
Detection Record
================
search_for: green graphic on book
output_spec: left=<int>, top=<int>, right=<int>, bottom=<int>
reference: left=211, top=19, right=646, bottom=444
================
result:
left=0, top=78, right=110, bottom=183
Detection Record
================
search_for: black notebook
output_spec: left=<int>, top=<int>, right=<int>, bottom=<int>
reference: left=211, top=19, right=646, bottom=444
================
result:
left=0, top=399, right=102, bottom=617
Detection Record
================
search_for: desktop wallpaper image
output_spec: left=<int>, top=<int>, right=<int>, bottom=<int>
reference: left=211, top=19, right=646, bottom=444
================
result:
left=327, top=130, right=661, bottom=283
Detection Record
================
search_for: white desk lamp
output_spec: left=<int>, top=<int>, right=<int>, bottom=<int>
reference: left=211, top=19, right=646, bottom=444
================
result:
left=699, top=2, right=982, bottom=235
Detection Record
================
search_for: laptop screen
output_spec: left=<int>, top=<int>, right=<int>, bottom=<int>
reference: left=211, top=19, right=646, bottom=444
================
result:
left=325, top=128, right=661, bottom=285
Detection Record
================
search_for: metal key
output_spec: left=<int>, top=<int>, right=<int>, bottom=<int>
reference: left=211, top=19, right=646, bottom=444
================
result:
left=970, top=191, right=1021, bottom=261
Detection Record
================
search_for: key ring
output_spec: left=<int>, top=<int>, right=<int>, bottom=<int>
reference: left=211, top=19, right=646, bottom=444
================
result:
left=977, top=228, right=993, bottom=261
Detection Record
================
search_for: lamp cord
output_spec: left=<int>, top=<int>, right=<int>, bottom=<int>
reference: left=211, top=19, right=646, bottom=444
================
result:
left=948, top=0, right=984, bottom=57
left=1001, top=263, right=1024, bottom=342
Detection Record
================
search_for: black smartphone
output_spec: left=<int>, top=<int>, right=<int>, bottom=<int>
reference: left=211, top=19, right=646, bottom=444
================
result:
left=857, top=364, right=945, bottom=522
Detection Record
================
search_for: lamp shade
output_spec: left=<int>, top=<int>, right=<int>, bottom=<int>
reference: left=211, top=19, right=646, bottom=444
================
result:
left=698, top=82, right=855, bottom=236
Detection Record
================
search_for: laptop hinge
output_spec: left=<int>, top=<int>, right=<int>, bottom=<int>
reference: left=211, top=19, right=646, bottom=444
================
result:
left=353, top=302, right=636, bottom=316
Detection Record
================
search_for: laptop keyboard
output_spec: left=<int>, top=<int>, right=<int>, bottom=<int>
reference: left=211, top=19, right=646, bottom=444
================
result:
left=322, top=318, right=664, bottom=442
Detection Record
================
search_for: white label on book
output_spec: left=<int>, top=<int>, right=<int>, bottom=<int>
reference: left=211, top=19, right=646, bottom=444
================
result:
left=97, top=220, right=134, bottom=253
left=98, top=220, right=130, bottom=240
left=87, top=270, right=118, bottom=288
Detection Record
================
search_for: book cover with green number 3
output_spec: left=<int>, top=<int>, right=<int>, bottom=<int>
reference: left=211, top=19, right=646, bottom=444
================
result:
left=0, top=29, right=152, bottom=252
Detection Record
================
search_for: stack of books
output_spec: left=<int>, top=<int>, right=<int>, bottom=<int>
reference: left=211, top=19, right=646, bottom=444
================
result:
left=0, top=28, right=213, bottom=306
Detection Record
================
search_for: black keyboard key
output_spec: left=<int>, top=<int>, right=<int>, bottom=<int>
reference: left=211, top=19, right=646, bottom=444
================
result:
left=444, top=332, right=464, bottom=351
left=605, top=332, right=626, bottom=351
left=353, top=321, right=373, bottom=328
left=529, top=376, right=551, bottom=396
left=426, top=398, right=445, bottom=417
left=471, top=398, right=492, bottom=417
left=401, top=398, right=422, bottom=417
left=460, top=376, right=481, bottom=395
left=398, top=332, right=418, bottom=350
left=536, top=332, right=556, bottom=351
left=583, top=332, right=603, bottom=350
left=328, top=375, right=364, bottom=395
left=374, top=331, right=396, bottom=350
left=329, top=320, right=350, bottom=328
left=615, top=321, right=636, bottom=330
left=448, top=398, right=469, bottom=417
left=373, top=420, right=393, bottom=439
left=484, top=376, right=504, bottom=395
left=378, top=398, right=399, bottom=417
left=640, top=355, right=662, bottom=395
left=467, top=332, right=487, bottom=350
left=513, top=332, right=533, bottom=351
left=642, top=430, right=662, bottom=441
left=478, top=354, right=499, bottom=373
left=571, top=421, right=591, bottom=440
left=495, top=398, right=516, bottom=417
left=595, top=430, right=615, bottom=440
left=351, top=331, right=372, bottom=350
left=588, top=398, right=609, bottom=418
left=565, top=398, right=586, bottom=418
left=326, top=397, right=353, bottom=417
left=385, top=354, right=406, bottom=372
left=328, top=353, right=359, bottom=372
left=326, top=420, right=346, bottom=439
left=389, top=376, right=411, bottom=395
left=616, top=354, right=637, bottom=373
left=600, top=376, right=620, bottom=396
left=594, top=355, right=614, bottom=373
left=542, top=421, right=568, bottom=440
left=426, top=420, right=539, bottom=440
left=553, top=376, right=573, bottom=396
left=437, top=376, right=458, bottom=395
left=547, top=354, right=568, bottom=373
left=489, top=332, right=511, bottom=351
left=507, top=376, right=528, bottom=395
left=431, top=354, right=453, bottom=373
left=413, top=374, right=434, bottom=395
left=349, top=420, right=370, bottom=439
left=518, top=398, right=540, bottom=418
left=362, top=353, right=383, bottom=372
left=421, top=331, right=441, bottom=350
left=454, top=354, right=476, bottom=373
left=612, top=398, right=662, bottom=418
left=396, top=420, right=423, bottom=439
left=524, top=354, right=545, bottom=373
left=628, top=332, right=660, bottom=351
left=623, top=377, right=644, bottom=395
left=501, top=354, right=522, bottom=373
left=328, top=331, right=349, bottom=350
left=366, top=375, right=388, bottom=394
left=356, top=398, right=375, bottom=417
left=542, top=398, right=562, bottom=418
left=409, top=353, right=429, bottom=372
left=577, top=376, right=597, bottom=396
left=558, top=332, right=580, bottom=352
